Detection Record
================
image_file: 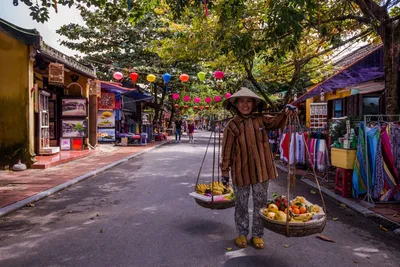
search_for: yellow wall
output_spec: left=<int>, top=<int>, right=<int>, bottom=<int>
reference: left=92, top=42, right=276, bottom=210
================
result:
left=0, top=31, right=32, bottom=167
left=305, top=89, right=351, bottom=127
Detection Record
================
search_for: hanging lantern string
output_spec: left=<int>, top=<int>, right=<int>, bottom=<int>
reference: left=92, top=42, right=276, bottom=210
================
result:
left=84, top=57, right=233, bottom=81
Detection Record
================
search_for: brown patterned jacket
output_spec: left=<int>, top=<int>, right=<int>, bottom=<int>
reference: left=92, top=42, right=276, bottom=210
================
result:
left=220, top=113, right=287, bottom=186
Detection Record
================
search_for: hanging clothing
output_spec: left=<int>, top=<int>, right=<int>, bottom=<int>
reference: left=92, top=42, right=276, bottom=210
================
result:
left=390, top=124, right=400, bottom=179
left=379, top=125, right=399, bottom=200
left=366, top=125, right=380, bottom=188
left=373, top=135, right=385, bottom=199
left=352, top=122, right=368, bottom=198
left=316, top=139, right=330, bottom=172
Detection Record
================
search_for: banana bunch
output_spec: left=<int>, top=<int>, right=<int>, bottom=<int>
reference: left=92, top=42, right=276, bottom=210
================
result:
left=292, top=196, right=306, bottom=204
left=195, top=183, right=208, bottom=194
left=290, top=212, right=315, bottom=222
left=309, top=205, right=321, bottom=213
left=211, top=181, right=226, bottom=195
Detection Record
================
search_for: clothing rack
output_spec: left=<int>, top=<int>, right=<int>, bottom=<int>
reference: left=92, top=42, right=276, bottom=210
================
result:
left=363, top=114, right=400, bottom=206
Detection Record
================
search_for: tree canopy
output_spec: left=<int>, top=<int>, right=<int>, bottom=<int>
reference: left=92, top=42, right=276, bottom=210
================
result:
left=17, top=0, right=400, bottom=113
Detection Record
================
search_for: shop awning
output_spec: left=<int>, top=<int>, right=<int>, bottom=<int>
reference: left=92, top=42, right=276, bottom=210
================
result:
left=101, top=81, right=153, bottom=102
left=293, top=45, right=384, bottom=104
left=122, top=90, right=153, bottom=102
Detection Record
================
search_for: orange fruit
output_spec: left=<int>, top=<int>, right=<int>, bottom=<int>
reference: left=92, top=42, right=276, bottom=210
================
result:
left=299, top=206, right=307, bottom=214
left=291, top=204, right=298, bottom=210
left=293, top=208, right=300, bottom=214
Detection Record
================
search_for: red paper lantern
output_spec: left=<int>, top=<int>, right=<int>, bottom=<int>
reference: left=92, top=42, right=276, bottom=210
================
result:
left=193, top=106, right=198, bottom=110
left=130, top=72, right=139, bottom=83
left=214, top=95, right=222, bottom=102
left=184, top=105, right=189, bottom=109
left=183, top=95, right=191, bottom=102
left=179, top=74, right=190, bottom=82
left=174, top=104, right=179, bottom=108
left=172, top=93, right=180, bottom=100
left=225, top=92, right=232, bottom=99
left=200, top=106, right=204, bottom=110
left=205, top=105, right=210, bottom=110
left=194, top=97, right=201, bottom=103
left=213, top=71, right=224, bottom=80
left=205, top=97, right=212, bottom=103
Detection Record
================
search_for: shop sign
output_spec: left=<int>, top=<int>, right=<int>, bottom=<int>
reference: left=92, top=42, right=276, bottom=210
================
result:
left=48, top=63, right=64, bottom=85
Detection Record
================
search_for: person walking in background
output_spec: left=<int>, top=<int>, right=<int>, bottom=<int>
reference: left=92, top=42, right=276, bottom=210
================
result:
left=220, top=87, right=294, bottom=250
left=188, top=120, right=195, bottom=143
left=175, top=118, right=182, bottom=143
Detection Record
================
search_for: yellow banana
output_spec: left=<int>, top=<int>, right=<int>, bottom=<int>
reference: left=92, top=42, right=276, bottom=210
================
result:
left=292, top=212, right=314, bottom=221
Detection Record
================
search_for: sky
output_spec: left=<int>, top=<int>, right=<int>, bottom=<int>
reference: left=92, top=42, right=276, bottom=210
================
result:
left=0, top=1, right=85, bottom=57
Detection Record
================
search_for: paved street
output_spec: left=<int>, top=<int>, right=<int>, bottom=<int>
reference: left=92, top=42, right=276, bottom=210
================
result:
left=0, top=131, right=399, bottom=267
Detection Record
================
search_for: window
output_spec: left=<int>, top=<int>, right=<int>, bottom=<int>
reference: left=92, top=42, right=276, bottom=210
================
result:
left=363, top=96, right=380, bottom=115
left=333, top=99, right=343, bottom=118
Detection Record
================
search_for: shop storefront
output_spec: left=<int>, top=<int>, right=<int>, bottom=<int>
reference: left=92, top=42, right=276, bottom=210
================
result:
left=33, top=42, right=97, bottom=154
left=98, top=82, right=152, bottom=145
left=0, top=18, right=96, bottom=168
left=290, top=43, right=400, bottom=204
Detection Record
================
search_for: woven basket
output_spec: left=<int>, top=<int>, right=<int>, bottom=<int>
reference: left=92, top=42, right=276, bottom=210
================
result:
left=259, top=209, right=327, bottom=237
left=194, top=198, right=235, bottom=210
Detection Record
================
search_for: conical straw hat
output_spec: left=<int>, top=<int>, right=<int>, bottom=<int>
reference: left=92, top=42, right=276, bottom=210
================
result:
left=223, top=87, right=267, bottom=111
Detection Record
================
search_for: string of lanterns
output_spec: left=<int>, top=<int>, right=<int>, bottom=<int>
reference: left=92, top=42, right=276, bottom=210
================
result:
left=114, top=70, right=231, bottom=112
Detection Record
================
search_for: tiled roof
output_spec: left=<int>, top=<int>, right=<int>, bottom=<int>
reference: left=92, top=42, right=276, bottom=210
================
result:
left=333, top=43, right=383, bottom=69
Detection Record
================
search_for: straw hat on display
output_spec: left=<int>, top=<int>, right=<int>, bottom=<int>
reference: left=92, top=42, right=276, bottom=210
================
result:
left=223, top=87, right=267, bottom=111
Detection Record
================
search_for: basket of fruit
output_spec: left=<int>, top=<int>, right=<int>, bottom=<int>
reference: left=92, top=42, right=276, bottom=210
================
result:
left=260, top=194, right=327, bottom=237
left=189, top=181, right=235, bottom=210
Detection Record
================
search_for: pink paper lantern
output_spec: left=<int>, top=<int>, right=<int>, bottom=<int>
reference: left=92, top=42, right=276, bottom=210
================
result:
left=214, top=95, right=222, bottom=102
left=194, top=97, right=201, bottom=103
left=183, top=95, right=191, bottom=102
left=213, top=71, right=224, bottom=80
left=113, top=72, right=123, bottom=80
left=205, top=97, right=212, bottom=103
left=225, top=93, right=232, bottom=99
left=172, top=93, right=180, bottom=100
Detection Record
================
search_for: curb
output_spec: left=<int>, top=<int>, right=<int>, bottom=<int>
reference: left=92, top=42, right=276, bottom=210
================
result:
left=0, top=140, right=171, bottom=218
left=275, top=163, right=400, bottom=231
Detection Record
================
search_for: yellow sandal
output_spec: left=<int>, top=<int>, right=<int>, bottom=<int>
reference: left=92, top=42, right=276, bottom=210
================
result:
left=252, top=237, right=264, bottom=249
left=235, top=236, right=247, bottom=248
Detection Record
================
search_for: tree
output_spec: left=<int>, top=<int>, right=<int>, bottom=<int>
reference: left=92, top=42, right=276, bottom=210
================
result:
left=14, top=0, right=103, bottom=23
left=57, top=1, right=227, bottom=127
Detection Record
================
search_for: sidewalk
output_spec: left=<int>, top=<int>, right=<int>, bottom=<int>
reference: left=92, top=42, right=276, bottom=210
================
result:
left=0, top=139, right=171, bottom=217
left=274, top=160, right=400, bottom=232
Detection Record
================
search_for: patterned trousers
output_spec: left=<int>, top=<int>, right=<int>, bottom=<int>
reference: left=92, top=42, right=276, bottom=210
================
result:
left=233, top=181, right=269, bottom=238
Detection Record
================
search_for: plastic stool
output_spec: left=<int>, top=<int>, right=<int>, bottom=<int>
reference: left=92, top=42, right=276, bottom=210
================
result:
left=334, top=168, right=353, bottom=197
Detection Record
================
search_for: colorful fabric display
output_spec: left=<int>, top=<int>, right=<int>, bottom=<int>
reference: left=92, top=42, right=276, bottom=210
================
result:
left=354, top=122, right=400, bottom=201
left=352, top=122, right=368, bottom=198
left=279, top=133, right=306, bottom=165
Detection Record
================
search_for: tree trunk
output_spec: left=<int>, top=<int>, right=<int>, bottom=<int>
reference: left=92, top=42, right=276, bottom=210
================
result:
left=153, top=84, right=160, bottom=125
left=383, top=22, right=400, bottom=114
left=168, top=108, right=175, bottom=128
